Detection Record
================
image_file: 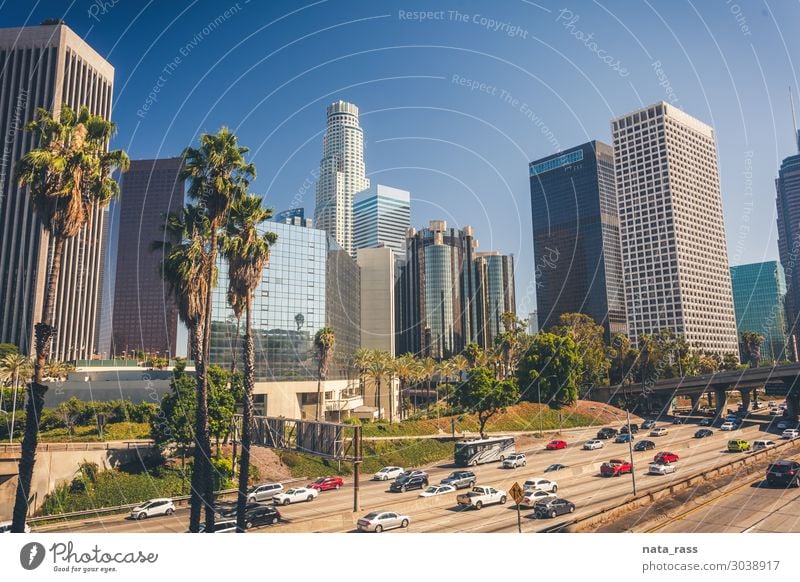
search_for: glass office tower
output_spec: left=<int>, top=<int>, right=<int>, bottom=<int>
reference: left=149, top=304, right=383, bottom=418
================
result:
left=473, top=252, right=516, bottom=348
left=776, top=129, right=800, bottom=353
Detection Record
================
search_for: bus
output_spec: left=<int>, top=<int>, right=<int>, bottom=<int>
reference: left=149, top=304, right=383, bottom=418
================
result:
left=454, top=436, right=515, bottom=467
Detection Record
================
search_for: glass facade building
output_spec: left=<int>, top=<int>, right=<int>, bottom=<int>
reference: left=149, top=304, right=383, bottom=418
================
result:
left=529, top=141, right=627, bottom=339
left=472, top=252, right=516, bottom=349
left=353, top=184, right=411, bottom=261
left=730, top=261, right=788, bottom=362
left=776, top=132, right=800, bottom=353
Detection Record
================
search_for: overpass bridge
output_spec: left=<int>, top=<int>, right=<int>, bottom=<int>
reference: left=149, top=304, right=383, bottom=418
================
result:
left=588, top=363, right=800, bottom=420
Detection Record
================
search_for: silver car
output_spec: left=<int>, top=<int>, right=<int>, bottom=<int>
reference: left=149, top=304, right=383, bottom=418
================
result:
left=247, top=483, right=284, bottom=503
left=357, top=511, right=411, bottom=533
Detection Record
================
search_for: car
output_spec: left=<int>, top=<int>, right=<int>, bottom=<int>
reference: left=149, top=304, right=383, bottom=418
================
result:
left=440, top=471, right=475, bottom=489
left=777, top=421, right=794, bottom=430
left=694, top=429, right=714, bottom=438
left=600, top=459, right=633, bottom=477
left=634, top=440, right=655, bottom=451
left=725, top=414, right=739, bottom=422
left=523, top=478, right=558, bottom=493
left=357, top=511, right=410, bottom=533
left=502, top=453, right=527, bottom=468
left=396, top=470, right=427, bottom=481
left=753, top=439, right=777, bottom=451
left=649, top=462, right=677, bottom=475
left=727, top=439, right=751, bottom=452
left=720, top=421, right=736, bottom=431
left=614, top=433, right=634, bottom=443
left=418, top=484, right=455, bottom=497
left=130, top=498, right=175, bottom=520
left=650, top=427, right=669, bottom=437
left=782, top=429, right=800, bottom=439
left=546, top=440, right=567, bottom=450
left=654, top=451, right=679, bottom=464
left=583, top=439, right=604, bottom=450
left=699, top=418, right=713, bottom=426
left=766, top=460, right=800, bottom=488
left=544, top=464, right=568, bottom=473
left=768, top=400, right=777, bottom=407
left=221, top=503, right=282, bottom=528
left=596, top=427, right=618, bottom=440
left=273, top=487, right=319, bottom=505
left=246, top=482, right=284, bottom=503
left=390, top=474, right=428, bottom=492
left=641, top=420, right=656, bottom=429
left=456, top=486, right=507, bottom=509
left=672, top=417, right=684, bottom=425
left=620, top=424, right=639, bottom=434
left=308, top=476, right=343, bottom=491
left=0, top=520, right=31, bottom=533
left=771, top=408, right=783, bottom=415
left=194, top=519, right=237, bottom=533
left=519, top=489, right=557, bottom=507
left=533, top=498, right=575, bottom=519
left=373, top=466, right=404, bottom=481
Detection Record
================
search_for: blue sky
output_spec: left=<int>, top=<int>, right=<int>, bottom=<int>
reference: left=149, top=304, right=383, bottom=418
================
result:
left=3, top=0, right=799, bottom=315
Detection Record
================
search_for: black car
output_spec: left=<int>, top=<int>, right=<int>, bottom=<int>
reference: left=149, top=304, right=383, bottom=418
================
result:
left=634, top=440, right=655, bottom=451
left=390, top=474, right=428, bottom=492
left=220, top=503, right=281, bottom=529
left=596, top=427, right=618, bottom=440
left=440, top=471, right=476, bottom=489
left=766, top=460, right=800, bottom=488
left=694, top=429, right=713, bottom=438
left=544, top=464, right=567, bottom=473
left=620, top=424, right=639, bottom=434
left=533, top=498, right=575, bottom=519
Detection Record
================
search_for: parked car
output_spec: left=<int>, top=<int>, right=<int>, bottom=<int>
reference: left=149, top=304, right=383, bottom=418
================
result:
left=694, top=429, right=714, bottom=438
left=390, top=474, right=428, bottom=493
left=649, top=462, right=678, bottom=475
left=308, top=476, right=343, bottom=491
left=615, top=433, right=634, bottom=443
left=373, top=466, right=404, bottom=481
left=533, top=498, right=575, bottom=519
left=519, top=489, right=557, bottom=508
left=699, top=418, right=713, bottom=426
left=654, top=451, right=679, bottom=464
left=634, top=440, right=655, bottom=451
left=440, top=471, right=476, bottom=489
left=546, top=440, right=567, bottom=450
left=544, top=464, right=568, bottom=473
left=130, top=498, right=175, bottom=520
left=221, top=503, right=281, bottom=528
left=0, top=521, right=31, bottom=533
left=600, top=459, right=633, bottom=477
left=620, top=424, right=639, bottom=434
left=583, top=439, right=604, bottom=450
left=418, top=484, right=455, bottom=497
left=771, top=408, right=783, bottom=415
left=273, top=487, right=318, bottom=505
left=502, top=453, right=527, bottom=468
left=596, top=427, right=618, bottom=439
left=650, top=427, right=669, bottom=437
left=246, top=482, right=284, bottom=503
left=783, top=429, right=800, bottom=439
left=357, top=511, right=410, bottom=532
left=727, top=439, right=751, bottom=452
left=720, top=421, right=736, bottom=431
left=641, top=420, right=656, bottom=429
left=396, top=470, right=427, bottom=481
left=456, top=486, right=507, bottom=510
left=523, top=478, right=558, bottom=493
left=753, top=439, right=777, bottom=451
left=766, top=460, right=800, bottom=488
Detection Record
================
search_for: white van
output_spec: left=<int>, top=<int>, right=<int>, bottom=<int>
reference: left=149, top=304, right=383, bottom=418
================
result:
left=753, top=440, right=776, bottom=451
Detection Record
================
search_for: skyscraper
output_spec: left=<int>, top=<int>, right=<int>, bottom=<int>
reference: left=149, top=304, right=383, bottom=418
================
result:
left=111, top=158, right=184, bottom=358
left=612, top=102, right=738, bottom=355
left=776, top=125, right=800, bottom=352
left=528, top=141, right=627, bottom=339
left=0, top=23, right=114, bottom=360
left=472, top=252, right=516, bottom=348
left=357, top=247, right=396, bottom=353
left=730, top=261, right=788, bottom=362
left=354, top=184, right=411, bottom=260
left=314, top=100, right=370, bottom=258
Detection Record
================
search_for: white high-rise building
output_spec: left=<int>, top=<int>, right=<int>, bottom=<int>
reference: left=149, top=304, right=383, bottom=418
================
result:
left=612, top=102, right=738, bottom=356
left=354, top=184, right=411, bottom=261
left=314, top=101, right=370, bottom=257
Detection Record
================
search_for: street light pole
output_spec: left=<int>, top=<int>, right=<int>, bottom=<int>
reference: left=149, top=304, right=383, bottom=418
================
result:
left=625, top=384, right=637, bottom=496
left=537, top=381, right=543, bottom=435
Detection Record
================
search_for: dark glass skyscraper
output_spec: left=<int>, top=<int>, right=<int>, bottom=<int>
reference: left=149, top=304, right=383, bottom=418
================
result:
left=730, top=261, right=788, bottom=362
left=528, top=141, right=626, bottom=339
left=473, top=252, right=516, bottom=349
left=776, top=129, right=800, bottom=354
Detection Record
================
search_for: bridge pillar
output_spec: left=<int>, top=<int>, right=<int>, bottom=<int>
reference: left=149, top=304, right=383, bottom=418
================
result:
left=739, top=388, right=751, bottom=412
left=687, top=392, right=702, bottom=413
left=706, top=390, right=713, bottom=409
left=715, top=387, right=728, bottom=417
left=787, top=391, right=800, bottom=423
left=752, top=388, right=759, bottom=410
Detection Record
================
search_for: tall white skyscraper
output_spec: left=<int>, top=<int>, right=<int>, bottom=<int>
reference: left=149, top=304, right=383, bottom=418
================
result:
left=354, top=184, right=411, bottom=260
left=314, top=100, right=370, bottom=257
left=612, top=102, right=738, bottom=356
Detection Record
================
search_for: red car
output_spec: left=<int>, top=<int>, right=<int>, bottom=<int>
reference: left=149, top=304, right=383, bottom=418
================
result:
left=654, top=452, right=679, bottom=464
left=308, top=476, right=344, bottom=491
left=546, top=440, right=567, bottom=450
left=600, top=459, right=633, bottom=477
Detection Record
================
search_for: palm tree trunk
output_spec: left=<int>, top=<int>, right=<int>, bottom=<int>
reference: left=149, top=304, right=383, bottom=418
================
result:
left=188, top=321, right=206, bottom=533
left=199, top=233, right=218, bottom=533
left=388, top=377, right=394, bottom=423
left=377, top=379, right=382, bottom=420
left=236, top=302, right=255, bottom=533
left=12, top=236, right=65, bottom=532
left=9, top=371, right=19, bottom=444
left=315, top=365, right=322, bottom=422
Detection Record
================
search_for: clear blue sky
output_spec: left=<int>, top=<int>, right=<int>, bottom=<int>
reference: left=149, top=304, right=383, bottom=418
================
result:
left=3, top=0, right=799, bottom=316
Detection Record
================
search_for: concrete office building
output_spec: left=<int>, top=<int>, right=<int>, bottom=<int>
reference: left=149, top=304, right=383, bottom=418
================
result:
left=357, top=247, right=395, bottom=353
left=354, top=184, right=411, bottom=261
left=0, top=23, right=114, bottom=360
left=528, top=141, right=627, bottom=339
left=314, top=100, right=370, bottom=258
left=472, top=252, right=516, bottom=349
left=612, top=102, right=738, bottom=355
left=776, top=126, right=800, bottom=354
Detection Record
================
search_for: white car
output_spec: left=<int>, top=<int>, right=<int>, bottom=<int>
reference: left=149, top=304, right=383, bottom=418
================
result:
left=502, top=453, right=527, bottom=468
left=130, top=498, right=175, bottom=520
left=771, top=408, right=783, bottom=415
left=753, top=440, right=777, bottom=451
left=272, top=487, right=318, bottom=505
left=523, top=478, right=558, bottom=493
left=720, top=422, right=736, bottom=431
left=519, top=489, right=556, bottom=508
left=650, top=427, right=669, bottom=437
left=418, top=484, right=455, bottom=497
left=247, top=482, right=283, bottom=503
left=357, top=511, right=410, bottom=532
left=649, top=462, right=678, bottom=475
left=583, top=439, right=604, bottom=450
left=373, top=466, right=404, bottom=481
left=782, top=429, right=800, bottom=439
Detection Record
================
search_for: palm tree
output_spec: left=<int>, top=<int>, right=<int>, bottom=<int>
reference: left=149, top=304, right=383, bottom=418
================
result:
left=314, top=328, right=336, bottom=421
left=181, top=128, right=254, bottom=532
left=392, top=354, right=419, bottom=420
left=366, top=351, right=392, bottom=420
left=420, top=357, right=437, bottom=411
left=352, top=348, right=373, bottom=401
left=220, top=194, right=276, bottom=533
left=0, top=355, right=32, bottom=443
left=12, top=104, right=128, bottom=532
left=740, top=331, right=765, bottom=369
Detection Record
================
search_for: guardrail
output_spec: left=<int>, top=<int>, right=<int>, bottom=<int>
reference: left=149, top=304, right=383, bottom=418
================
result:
left=0, top=440, right=155, bottom=453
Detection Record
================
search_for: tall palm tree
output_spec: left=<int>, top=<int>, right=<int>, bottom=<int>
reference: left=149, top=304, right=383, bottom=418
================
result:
left=392, top=354, right=419, bottom=420
left=0, top=354, right=32, bottom=443
left=220, top=194, right=276, bottom=533
left=12, top=104, right=128, bottom=532
left=314, top=328, right=336, bottom=421
left=366, top=351, right=392, bottom=420
left=181, top=128, right=254, bottom=532
left=352, top=348, right=373, bottom=401
left=420, top=357, right=437, bottom=410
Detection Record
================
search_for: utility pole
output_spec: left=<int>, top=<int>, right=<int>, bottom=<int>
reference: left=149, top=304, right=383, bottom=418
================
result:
left=353, top=426, right=361, bottom=513
left=626, top=386, right=637, bottom=496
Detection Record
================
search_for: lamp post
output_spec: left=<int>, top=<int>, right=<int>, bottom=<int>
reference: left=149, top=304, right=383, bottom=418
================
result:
left=625, top=383, right=637, bottom=496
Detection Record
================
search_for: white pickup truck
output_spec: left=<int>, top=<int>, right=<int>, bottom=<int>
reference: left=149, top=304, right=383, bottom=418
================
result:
left=456, top=486, right=507, bottom=510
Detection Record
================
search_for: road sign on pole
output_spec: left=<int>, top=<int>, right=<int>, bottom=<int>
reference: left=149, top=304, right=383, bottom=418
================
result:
left=509, top=482, right=524, bottom=533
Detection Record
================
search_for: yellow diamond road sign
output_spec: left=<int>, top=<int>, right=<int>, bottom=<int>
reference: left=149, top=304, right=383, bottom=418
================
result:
left=509, top=482, right=524, bottom=505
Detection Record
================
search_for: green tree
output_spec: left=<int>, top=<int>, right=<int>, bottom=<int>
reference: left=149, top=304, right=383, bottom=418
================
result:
left=517, top=333, right=582, bottom=405
left=365, top=350, right=392, bottom=421
left=721, top=352, right=740, bottom=371
left=551, top=313, right=609, bottom=387
left=207, top=366, right=237, bottom=450
left=313, top=328, right=336, bottom=421
left=463, top=343, right=487, bottom=368
left=392, top=354, right=421, bottom=420
left=0, top=354, right=32, bottom=440
left=608, top=333, right=637, bottom=386
left=740, top=331, right=765, bottom=368
left=0, top=344, right=19, bottom=360
left=448, top=367, right=518, bottom=438
left=150, top=359, right=196, bottom=451
left=12, top=104, right=128, bottom=532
